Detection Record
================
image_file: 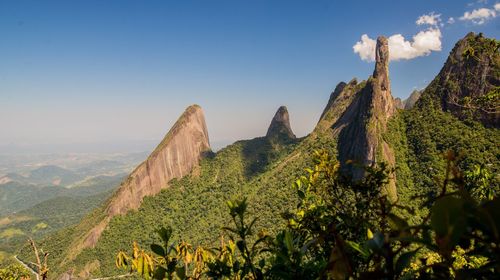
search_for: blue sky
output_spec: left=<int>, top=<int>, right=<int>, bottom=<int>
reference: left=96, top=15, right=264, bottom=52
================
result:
left=0, top=0, right=498, bottom=152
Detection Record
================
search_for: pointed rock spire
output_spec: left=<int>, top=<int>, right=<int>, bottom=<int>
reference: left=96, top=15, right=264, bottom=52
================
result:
left=266, top=106, right=296, bottom=139
left=374, top=36, right=390, bottom=91
left=334, top=35, right=397, bottom=201
left=81, top=104, right=210, bottom=249
left=372, top=36, right=396, bottom=119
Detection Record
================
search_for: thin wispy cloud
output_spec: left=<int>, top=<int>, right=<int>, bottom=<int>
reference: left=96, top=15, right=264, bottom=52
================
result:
left=416, top=12, right=441, bottom=26
left=460, top=3, right=500, bottom=24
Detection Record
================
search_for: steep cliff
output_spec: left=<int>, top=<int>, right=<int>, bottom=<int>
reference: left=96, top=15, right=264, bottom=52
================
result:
left=417, top=32, right=499, bottom=127
left=404, top=90, right=422, bottom=109
left=20, top=33, right=500, bottom=279
left=315, top=79, right=366, bottom=133
left=334, top=36, right=397, bottom=201
left=394, top=98, right=404, bottom=109
left=80, top=105, right=210, bottom=249
left=266, top=106, right=296, bottom=140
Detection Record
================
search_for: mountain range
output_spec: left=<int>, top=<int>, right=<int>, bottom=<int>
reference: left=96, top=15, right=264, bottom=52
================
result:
left=14, top=32, right=500, bottom=279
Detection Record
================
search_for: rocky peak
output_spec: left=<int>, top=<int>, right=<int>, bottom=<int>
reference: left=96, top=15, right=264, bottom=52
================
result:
left=315, top=79, right=362, bottom=133
left=418, top=32, right=499, bottom=127
left=394, top=98, right=404, bottom=109
left=372, top=36, right=396, bottom=119
left=404, top=90, right=422, bottom=109
left=374, top=36, right=390, bottom=91
left=334, top=35, right=397, bottom=201
left=319, top=81, right=348, bottom=121
left=266, top=106, right=296, bottom=139
left=80, top=104, right=210, bottom=249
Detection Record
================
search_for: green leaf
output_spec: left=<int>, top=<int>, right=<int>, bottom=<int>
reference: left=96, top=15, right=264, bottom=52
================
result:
left=150, top=244, right=165, bottom=257
left=167, top=259, right=177, bottom=273
left=395, top=249, right=419, bottom=276
left=246, top=217, right=258, bottom=235
left=478, top=197, right=500, bottom=240
left=236, top=240, right=245, bottom=254
left=156, top=227, right=172, bottom=244
left=284, top=231, right=294, bottom=253
left=387, top=213, right=409, bottom=231
left=346, top=240, right=370, bottom=259
left=153, top=266, right=167, bottom=280
left=175, top=266, right=186, bottom=279
left=430, top=196, right=466, bottom=249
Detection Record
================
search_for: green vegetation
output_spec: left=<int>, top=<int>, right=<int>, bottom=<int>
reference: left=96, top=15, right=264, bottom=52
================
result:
left=0, top=177, right=121, bottom=266
left=419, top=33, right=500, bottom=126
left=14, top=33, right=499, bottom=279
left=0, top=228, right=24, bottom=239
left=118, top=151, right=500, bottom=279
left=462, top=34, right=500, bottom=62
left=21, top=101, right=498, bottom=279
left=386, top=98, right=499, bottom=198
left=21, top=134, right=338, bottom=278
left=0, top=264, right=31, bottom=280
left=0, top=174, right=124, bottom=215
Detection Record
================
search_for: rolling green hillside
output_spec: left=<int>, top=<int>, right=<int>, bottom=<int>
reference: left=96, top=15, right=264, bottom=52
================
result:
left=21, top=134, right=333, bottom=277
left=0, top=174, right=125, bottom=266
left=0, top=174, right=125, bottom=215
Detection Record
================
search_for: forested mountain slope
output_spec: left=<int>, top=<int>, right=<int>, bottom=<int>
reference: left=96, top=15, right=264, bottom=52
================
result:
left=20, top=33, right=499, bottom=279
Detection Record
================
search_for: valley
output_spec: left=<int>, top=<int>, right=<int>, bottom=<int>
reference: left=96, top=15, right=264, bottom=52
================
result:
left=11, top=33, right=498, bottom=279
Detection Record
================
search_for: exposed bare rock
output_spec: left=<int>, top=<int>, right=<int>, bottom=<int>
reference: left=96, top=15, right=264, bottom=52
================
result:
left=315, top=79, right=364, bottom=132
left=81, top=105, right=210, bottom=249
left=319, top=81, right=348, bottom=121
left=403, top=90, right=422, bottom=109
left=394, top=98, right=404, bottom=109
left=334, top=36, right=397, bottom=201
left=266, top=106, right=296, bottom=140
left=418, top=32, right=499, bottom=127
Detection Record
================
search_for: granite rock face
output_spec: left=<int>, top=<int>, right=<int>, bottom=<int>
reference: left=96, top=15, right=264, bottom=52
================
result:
left=82, top=105, right=211, bottom=248
left=404, top=90, right=422, bottom=109
left=333, top=36, right=397, bottom=201
left=315, top=79, right=364, bottom=132
left=266, top=106, right=296, bottom=140
left=394, top=98, right=404, bottom=110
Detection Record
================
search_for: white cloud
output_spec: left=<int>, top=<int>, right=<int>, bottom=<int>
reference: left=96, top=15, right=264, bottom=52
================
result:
left=353, top=35, right=376, bottom=61
left=416, top=12, right=441, bottom=26
left=353, top=28, right=442, bottom=62
left=448, top=17, right=455, bottom=24
left=460, top=7, right=497, bottom=24
left=495, top=3, right=500, bottom=11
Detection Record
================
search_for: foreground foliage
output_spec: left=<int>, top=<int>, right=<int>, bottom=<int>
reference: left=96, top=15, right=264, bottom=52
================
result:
left=117, top=150, right=499, bottom=279
left=0, top=264, right=31, bottom=280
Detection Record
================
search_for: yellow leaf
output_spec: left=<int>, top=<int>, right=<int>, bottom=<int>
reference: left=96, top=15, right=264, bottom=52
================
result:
left=367, top=229, right=374, bottom=239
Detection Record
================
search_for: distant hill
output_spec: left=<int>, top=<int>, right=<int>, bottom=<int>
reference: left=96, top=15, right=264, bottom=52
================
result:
left=0, top=174, right=124, bottom=265
left=0, top=165, right=81, bottom=187
left=0, top=174, right=125, bottom=216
